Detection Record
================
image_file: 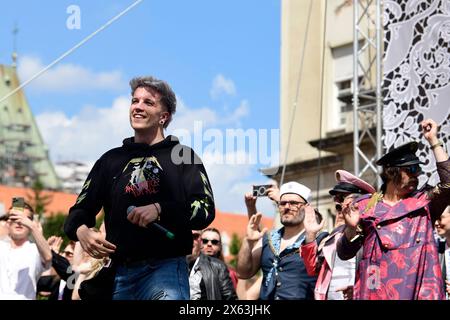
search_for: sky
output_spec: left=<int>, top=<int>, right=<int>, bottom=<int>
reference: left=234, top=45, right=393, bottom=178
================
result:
left=0, top=0, right=281, bottom=217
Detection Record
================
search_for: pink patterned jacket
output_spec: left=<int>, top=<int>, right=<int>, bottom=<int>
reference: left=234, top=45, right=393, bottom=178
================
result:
left=337, top=159, right=450, bottom=300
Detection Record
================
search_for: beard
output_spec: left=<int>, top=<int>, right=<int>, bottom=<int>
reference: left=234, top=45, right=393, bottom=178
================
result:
left=280, top=207, right=305, bottom=227
left=401, top=177, right=418, bottom=193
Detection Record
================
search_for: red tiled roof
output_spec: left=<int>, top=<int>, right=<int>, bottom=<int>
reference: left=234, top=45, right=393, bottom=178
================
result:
left=209, top=210, right=274, bottom=238
left=0, top=184, right=77, bottom=217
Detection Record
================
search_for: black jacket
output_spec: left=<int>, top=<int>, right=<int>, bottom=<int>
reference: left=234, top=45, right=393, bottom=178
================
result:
left=196, top=254, right=237, bottom=300
left=37, top=251, right=74, bottom=300
left=64, top=136, right=215, bottom=261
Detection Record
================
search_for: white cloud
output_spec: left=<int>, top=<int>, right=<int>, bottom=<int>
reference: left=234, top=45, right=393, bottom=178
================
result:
left=168, top=99, right=218, bottom=133
left=210, top=74, right=236, bottom=99
left=18, top=55, right=127, bottom=93
left=168, top=98, right=249, bottom=138
left=223, top=99, right=249, bottom=125
left=36, top=96, right=132, bottom=162
left=203, top=151, right=278, bottom=216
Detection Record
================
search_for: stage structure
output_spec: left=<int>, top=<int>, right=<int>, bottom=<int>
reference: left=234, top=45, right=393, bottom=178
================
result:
left=353, top=0, right=383, bottom=188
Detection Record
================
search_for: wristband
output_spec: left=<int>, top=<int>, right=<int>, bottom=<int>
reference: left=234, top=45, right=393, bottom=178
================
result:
left=431, top=141, right=443, bottom=149
left=153, top=203, right=161, bottom=221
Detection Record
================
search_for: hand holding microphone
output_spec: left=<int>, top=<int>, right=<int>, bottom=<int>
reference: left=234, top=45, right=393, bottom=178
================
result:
left=127, top=205, right=175, bottom=240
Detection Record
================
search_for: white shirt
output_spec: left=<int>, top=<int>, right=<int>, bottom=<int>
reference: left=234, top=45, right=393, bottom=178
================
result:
left=0, top=240, right=47, bottom=300
left=58, top=280, right=67, bottom=300
left=189, top=257, right=202, bottom=300
left=327, top=255, right=356, bottom=300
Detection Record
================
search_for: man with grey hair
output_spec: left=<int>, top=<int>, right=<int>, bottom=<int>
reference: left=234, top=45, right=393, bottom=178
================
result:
left=64, top=76, right=215, bottom=300
left=236, top=181, right=328, bottom=300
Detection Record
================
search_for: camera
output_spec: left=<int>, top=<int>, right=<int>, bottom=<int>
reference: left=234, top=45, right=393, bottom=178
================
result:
left=12, top=197, right=25, bottom=211
left=252, top=184, right=273, bottom=197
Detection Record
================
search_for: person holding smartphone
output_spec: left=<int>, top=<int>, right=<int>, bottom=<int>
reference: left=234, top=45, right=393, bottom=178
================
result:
left=0, top=199, right=52, bottom=300
left=237, top=182, right=328, bottom=300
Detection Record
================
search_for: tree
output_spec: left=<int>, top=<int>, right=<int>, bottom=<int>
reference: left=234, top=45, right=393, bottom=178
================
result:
left=42, top=212, right=68, bottom=243
left=27, top=178, right=52, bottom=217
left=228, top=233, right=242, bottom=269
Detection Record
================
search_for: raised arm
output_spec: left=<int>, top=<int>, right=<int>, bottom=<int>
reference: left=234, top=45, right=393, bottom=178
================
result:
left=236, top=213, right=267, bottom=279
left=337, top=198, right=363, bottom=260
left=301, top=205, right=325, bottom=276
left=421, top=119, right=450, bottom=219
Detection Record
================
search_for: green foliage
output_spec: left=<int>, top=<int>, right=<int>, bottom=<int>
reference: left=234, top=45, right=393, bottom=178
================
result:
left=27, top=178, right=52, bottom=217
left=42, top=211, right=104, bottom=246
left=42, top=212, right=69, bottom=244
left=228, top=233, right=242, bottom=268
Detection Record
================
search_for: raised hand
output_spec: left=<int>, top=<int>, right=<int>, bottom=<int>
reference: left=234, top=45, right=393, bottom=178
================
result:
left=8, top=209, right=33, bottom=229
left=303, top=205, right=325, bottom=243
left=342, top=198, right=360, bottom=228
left=244, top=192, right=257, bottom=218
left=246, top=213, right=267, bottom=241
left=267, top=186, right=280, bottom=203
left=420, top=118, right=438, bottom=144
left=47, top=235, right=63, bottom=253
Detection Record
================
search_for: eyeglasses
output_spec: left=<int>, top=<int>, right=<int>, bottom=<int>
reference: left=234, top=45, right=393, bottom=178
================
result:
left=201, top=238, right=220, bottom=245
left=278, top=201, right=306, bottom=208
left=62, top=251, right=74, bottom=257
left=401, top=165, right=421, bottom=175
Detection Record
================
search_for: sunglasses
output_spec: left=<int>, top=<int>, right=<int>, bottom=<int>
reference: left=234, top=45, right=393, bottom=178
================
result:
left=401, top=164, right=421, bottom=175
left=333, top=193, right=348, bottom=203
left=201, top=238, right=220, bottom=245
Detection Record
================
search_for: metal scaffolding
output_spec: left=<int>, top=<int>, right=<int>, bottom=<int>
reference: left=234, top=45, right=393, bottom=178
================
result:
left=352, top=0, right=382, bottom=188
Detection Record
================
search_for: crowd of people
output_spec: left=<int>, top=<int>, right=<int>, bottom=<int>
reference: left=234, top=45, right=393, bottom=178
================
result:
left=0, top=75, right=449, bottom=300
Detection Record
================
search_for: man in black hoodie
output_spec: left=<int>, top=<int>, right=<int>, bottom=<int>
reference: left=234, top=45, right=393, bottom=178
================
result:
left=64, top=76, right=215, bottom=300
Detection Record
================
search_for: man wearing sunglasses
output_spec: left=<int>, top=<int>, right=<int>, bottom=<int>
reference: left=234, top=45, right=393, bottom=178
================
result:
left=237, top=181, right=328, bottom=300
left=337, top=118, right=450, bottom=300
left=187, top=230, right=237, bottom=300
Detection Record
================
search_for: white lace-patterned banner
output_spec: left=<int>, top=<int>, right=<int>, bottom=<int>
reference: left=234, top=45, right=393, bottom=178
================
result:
left=383, top=0, right=450, bottom=187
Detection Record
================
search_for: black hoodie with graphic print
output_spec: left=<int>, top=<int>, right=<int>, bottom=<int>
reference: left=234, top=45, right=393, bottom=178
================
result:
left=64, top=136, right=215, bottom=261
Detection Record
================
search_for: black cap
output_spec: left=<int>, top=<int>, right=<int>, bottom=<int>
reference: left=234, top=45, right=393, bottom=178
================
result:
left=329, top=182, right=365, bottom=195
left=376, top=141, right=423, bottom=167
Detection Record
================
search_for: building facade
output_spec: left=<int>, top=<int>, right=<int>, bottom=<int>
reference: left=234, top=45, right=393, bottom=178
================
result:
left=265, top=0, right=377, bottom=230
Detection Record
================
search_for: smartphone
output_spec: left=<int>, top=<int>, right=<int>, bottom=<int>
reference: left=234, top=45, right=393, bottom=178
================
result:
left=252, top=184, right=273, bottom=197
left=12, top=197, right=25, bottom=211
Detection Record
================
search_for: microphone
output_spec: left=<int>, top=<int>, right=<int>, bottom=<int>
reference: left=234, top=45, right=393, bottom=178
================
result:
left=127, top=206, right=175, bottom=240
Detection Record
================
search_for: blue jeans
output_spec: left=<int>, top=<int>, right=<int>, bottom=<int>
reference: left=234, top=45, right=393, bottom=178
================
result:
left=112, top=256, right=190, bottom=300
